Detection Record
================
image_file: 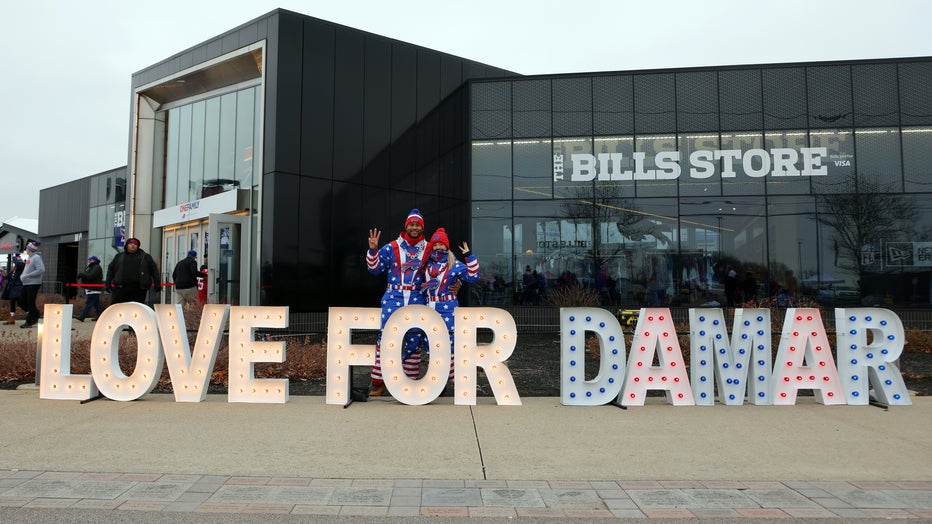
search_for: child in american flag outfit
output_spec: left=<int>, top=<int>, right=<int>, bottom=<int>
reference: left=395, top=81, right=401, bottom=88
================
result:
left=419, top=227, right=480, bottom=384
left=365, top=209, right=428, bottom=396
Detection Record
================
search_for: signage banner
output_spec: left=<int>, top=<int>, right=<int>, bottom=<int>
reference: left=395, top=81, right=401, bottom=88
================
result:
left=553, top=147, right=828, bottom=182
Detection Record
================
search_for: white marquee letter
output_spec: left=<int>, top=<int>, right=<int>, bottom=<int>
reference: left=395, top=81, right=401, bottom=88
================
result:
left=155, top=304, right=229, bottom=402
left=326, top=307, right=380, bottom=405
left=454, top=307, right=520, bottom=405
left=90, top=302, right=163, bottom=401
left=40, top=305, right=97, bottom=400
left=228, top=306, right=289, bottom=403
left=689, top=308, right=773, bottom=406
left=379, top=305, right=450, bottom=405
left=621, top=308, right=693, bottom=406
left=771, top=308, right=844, bottom=405
left=560, top=308, right=626, bottom=406
left=836, top=308, right=910, bottom=405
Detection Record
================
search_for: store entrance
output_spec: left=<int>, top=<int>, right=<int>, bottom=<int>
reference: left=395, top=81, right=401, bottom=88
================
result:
left=162, top=215, right=249, bottom=306
left=162, top=221, right=207, bottom=304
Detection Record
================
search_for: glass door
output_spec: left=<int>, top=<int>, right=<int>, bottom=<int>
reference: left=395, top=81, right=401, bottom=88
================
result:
left=208, top=214, right=249, bottom=305
left=162, top=229, right=179, bottom=304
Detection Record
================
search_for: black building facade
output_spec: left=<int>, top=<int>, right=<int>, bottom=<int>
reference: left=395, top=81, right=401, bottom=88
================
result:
left=97, top=9, right=929, bottom=313
left=127, top=9, right=512, bottom=311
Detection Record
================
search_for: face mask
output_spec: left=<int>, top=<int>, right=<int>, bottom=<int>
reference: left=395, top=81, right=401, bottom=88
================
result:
left=430, top=249, right=448, bottom=262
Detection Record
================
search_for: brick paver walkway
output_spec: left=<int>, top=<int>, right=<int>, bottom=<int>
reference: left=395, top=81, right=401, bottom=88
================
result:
left=2, top=470, right=931, bottom=519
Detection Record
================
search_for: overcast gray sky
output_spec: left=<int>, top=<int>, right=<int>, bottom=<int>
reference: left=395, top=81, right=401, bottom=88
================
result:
left=3, top=0, right=931, bottom=225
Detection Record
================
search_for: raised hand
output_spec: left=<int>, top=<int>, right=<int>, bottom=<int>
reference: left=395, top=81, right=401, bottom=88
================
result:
left=458, top=241, right=470, bottom=254
left=368, top=228, right=381, bottom=250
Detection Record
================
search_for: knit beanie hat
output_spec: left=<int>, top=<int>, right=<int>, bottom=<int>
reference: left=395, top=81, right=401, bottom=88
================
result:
left=428, top=228, right=450, bottom=250
left=405, top=209, right=424, bottom=228
left=26, top=242, right=39, bottom=252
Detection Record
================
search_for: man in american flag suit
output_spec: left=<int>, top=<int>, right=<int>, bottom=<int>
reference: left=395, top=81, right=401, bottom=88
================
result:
left=366, top=209, right=428, bottom=397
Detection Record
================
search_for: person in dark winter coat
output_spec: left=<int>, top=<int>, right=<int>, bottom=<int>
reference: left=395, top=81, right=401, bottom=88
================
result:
left=76, top=255, right=104, bottom=321
left=2, top=254, right=25, bottom=325
left=105, top=238, right=161, bottom=305
left=172, top=250, right=200, bottom=309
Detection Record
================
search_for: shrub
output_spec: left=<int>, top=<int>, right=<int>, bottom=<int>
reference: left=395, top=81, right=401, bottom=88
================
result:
left=546, top=284, right=601, bottom=308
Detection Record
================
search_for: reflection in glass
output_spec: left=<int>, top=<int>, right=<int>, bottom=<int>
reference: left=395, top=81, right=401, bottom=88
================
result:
left=809, top=129, right=854, bottom=194
left=472, top=141, right=511, bottom=200
left=903, top=127, right=932, bottom=192
left=513, top=139, right=552, bottom=200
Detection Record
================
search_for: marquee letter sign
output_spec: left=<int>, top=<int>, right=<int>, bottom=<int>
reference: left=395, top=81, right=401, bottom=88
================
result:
left=835, top=308, right=910, bottom=405
left=771, top=308, right=845, bottom=405
left=689, top=308, right=773, bottom=406
left=36, top=303, right=913, bottom=408
left=620, top=309, right=694, bottom=406
left=560, top=308, right=626, bottom=406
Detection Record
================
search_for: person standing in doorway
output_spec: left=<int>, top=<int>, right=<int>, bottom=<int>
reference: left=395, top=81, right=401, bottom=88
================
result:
left=76, top=255, right=104, bottom=321
left=19, top=242, right=45, bottom=328
left=105, top=237, right=161, bottom=305
left=365, top=209, right=429, bottom=397
left=172, top=250, right=200, bottom=309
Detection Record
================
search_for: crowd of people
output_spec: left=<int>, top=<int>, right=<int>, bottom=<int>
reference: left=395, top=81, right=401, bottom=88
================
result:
left=0, top=236, right=213, bottom=329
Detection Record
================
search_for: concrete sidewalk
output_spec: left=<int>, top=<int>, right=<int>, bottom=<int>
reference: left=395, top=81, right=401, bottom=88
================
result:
left=1, top=389, right=931, bottom=520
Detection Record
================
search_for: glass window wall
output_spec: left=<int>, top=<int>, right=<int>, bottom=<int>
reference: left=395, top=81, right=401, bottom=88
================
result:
left=470, top=61, right=932, bottom=309
left=162, top=86, right=260, bottom=207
